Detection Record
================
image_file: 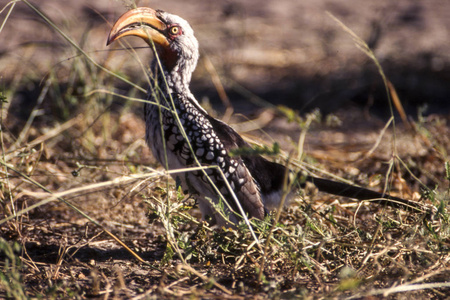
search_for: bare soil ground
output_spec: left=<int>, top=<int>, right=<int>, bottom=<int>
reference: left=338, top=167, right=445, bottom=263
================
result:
left=1, top=0, right=449, bottom=299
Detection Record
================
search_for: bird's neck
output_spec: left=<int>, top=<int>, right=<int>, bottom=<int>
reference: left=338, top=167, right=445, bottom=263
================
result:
left=149, top=56, right=199, bottom=110
left=152, top=52, right=197, bottom=92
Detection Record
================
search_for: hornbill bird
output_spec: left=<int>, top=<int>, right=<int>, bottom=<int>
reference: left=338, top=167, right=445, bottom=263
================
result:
left=107, top=7, right=423, bottom=226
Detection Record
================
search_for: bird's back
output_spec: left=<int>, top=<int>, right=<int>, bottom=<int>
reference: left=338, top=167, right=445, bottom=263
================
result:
left=145, top=92, right=265, bottom=225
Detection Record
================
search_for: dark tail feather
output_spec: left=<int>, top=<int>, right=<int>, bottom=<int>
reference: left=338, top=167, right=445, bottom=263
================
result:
left=304, top=176, right=423, bottom=212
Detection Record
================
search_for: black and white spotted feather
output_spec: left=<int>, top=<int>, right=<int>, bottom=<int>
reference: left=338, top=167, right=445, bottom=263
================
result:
left=145, top=90, right=265, bottom=224
left=140, top=10, right=272, bottom=225
left=109, top=7, right=426, bottom=226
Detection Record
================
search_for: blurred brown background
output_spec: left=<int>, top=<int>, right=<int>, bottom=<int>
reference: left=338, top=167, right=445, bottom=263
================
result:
left=2, top=0, right=449, bottom=119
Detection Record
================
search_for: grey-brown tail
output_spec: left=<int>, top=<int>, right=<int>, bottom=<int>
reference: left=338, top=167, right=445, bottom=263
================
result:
left=303, top=176, right=424, bottom=212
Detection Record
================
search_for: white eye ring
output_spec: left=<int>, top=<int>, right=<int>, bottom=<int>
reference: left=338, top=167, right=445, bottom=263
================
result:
left=170, top=26, right=180, bottom=35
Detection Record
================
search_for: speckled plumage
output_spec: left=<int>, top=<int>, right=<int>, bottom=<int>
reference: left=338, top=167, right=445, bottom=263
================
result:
left=140, top=10, right=268, bottom=225
left=108, top=7, right=425, bottom=226
left=145, top=89, right=265, bottom=224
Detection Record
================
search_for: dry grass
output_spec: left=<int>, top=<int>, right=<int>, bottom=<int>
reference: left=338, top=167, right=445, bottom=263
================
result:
left=1, top=0, right=450, bottom=299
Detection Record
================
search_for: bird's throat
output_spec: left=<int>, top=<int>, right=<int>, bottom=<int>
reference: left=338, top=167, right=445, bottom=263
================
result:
left=153, top=52, right=195, bottom=98
left=157, top=47, right=178, bottom=73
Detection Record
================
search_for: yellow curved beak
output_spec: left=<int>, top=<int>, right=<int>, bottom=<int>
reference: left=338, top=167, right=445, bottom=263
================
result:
left=107, top=7, right=169, bottom=48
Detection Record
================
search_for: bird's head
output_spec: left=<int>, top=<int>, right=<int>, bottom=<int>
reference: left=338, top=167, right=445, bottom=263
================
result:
left=107, top=7, right=199, bottom=76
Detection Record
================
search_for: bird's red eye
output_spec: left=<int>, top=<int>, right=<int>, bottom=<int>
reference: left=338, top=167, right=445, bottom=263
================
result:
left=169, top=25, right=182, bottom=37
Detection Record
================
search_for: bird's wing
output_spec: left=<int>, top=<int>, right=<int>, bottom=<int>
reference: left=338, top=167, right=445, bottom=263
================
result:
left=164, top=95, right=265, bottom=219
left=206, top=116, right=288, bottom=198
